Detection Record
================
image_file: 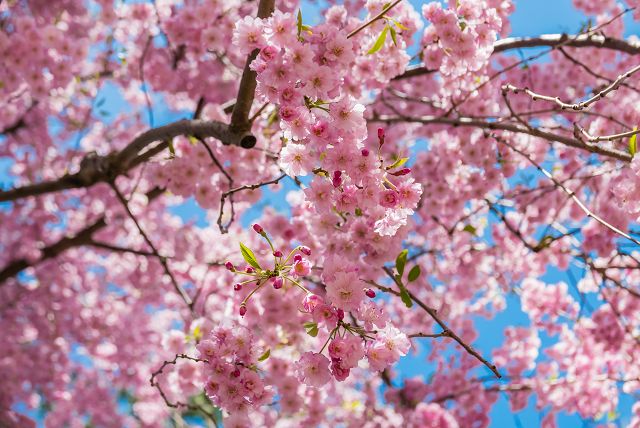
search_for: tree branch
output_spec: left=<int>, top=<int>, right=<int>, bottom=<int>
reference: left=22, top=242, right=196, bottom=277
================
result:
left=371, top=114, right=632, bottom=161
left=395, top=33, right=640, bottom=80
left=229, top=0, right=275, bottom=136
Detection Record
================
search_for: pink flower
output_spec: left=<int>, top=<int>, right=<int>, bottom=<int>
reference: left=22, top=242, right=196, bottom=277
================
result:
left=302, top=293, right=323, bottom=312
left=312, top=303, right=339, bottom=329
left=295, top=352, right=331, bottom=387
left=325, top=271, right=366, bottom=312
left=293, top=259, right=311, bottom=277
left=380, top=189, right=399, bottom=208
left=330, top=96, right=366, bottom=136
left=233, top=16, right=266, bottom=55
left=280, top=143, right=313, bottom=177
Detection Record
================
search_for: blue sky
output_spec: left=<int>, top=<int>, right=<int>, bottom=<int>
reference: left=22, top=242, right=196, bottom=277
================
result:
left=4, top=1, right=639, bottom=426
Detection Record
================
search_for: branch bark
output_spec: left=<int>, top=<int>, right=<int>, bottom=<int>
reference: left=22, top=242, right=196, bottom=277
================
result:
left=372, top=114, right=632, bottom=161
left=395, top=34, right=640, bottom=80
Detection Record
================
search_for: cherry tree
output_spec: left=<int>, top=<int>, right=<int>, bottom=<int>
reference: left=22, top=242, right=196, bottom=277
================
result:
left=1, top=0, right=640, bottom=426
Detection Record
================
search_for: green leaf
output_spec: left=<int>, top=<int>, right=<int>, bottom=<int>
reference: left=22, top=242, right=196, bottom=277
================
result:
left=389, top=26, right=397, bottom=47
left=367, top=25, right=389, bottom=55
left=239, top=242, right=261, bottom=270
left=258, top=348, right=270, bottom=361
left=629, top=126, right=637, bottom=155
left=297, top=9, right=303, bottom=38
left=304, top=321, right=319, bottom=337
left=393, top=20, right=409, bottom=31
left=408, top=265, right=421, bottom=282
left=400, top=288, right=413, bottom=308
left=168, top=138, right=175, bottom=157
left=396, top=249, right=408, bottom=277
left=386, top=157, right=409, bottom=170
left=462, top=224, right=477, bottom=235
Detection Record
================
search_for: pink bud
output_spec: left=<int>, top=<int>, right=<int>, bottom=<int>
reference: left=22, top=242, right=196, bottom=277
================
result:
left=245, top=267, right=255, bottom=273
left=225, top=261, right=234, bottom=271
left=361, top=148, right=370, bottom=157
left=300, top=246, right=312, bottom=256
left=252, top=224, right=264, bottom=234
left=293, top=254, right=302, bottom=263
left=332, top=170, right=342, bottom=188
left=390, top=167, right=411, bottom=176
left=273, top=250, right=283, bottom=258
left=378, top=128, right=385, bottom=140
left=234, top=283, right=242, bottom=291
left=239, top=305, right=247, bottom=316
left=272, top=276, right=283, bottom=289
left=365, top=288, right=376, bottom=298
left=337, top=309, right=345, bottom=320
left=231, top=368, right=241, bottom=378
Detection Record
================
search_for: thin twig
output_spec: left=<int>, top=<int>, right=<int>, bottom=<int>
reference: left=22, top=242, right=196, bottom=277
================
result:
left=110, top=182, right=194, bottom=309
left=347, top=0, right=403, bottom=39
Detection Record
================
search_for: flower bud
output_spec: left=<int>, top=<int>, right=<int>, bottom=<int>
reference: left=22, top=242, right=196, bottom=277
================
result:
left=239, top=305, right=247, bottom=316
left=361, top=148, right=370, bottom=157
left=225, top=261, right=234, bottom=271
left=378, top=128, right=385, bottom=140
left=300, top=246, right=312, bottom=256
left=252, top=224, right=264, bottom=234
left=245, top=267, right=255, bottom=273
left=336, top=309, right=345, bottom=320
left=365, top=288, right=376, bottom=298
left=294, top=254, right=302, bottom=263
left=231, top=368, right=241, bottom=378
left=390, top=167, right=411, bottom=176
left=332, top=170, right=342, bottom=188
left=234, top=283, right=243, bottom=291
left=273, top=250, right=283, bottom=258
left=272, top=276, right=283, bottom=289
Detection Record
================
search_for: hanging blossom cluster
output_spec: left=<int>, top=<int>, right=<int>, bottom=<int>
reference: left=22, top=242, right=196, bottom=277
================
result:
left=220, top=224, right=410, bottom=397
left=236, top=5, right=423, bottom=237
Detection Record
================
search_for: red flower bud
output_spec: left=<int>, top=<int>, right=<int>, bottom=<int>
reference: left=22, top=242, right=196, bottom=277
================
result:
left=361, top=148, right=370, bottom=157
left=252, top=224, right=264, bottom=234
left=293, top=254, right=302, bottom=263
left=300, top=246, right=312, bottom=256
left=239, top=305, right=247, bottom=316
left=273, top=250, right=283, bottom=258
left=390, top=167, right=411, bottom=176
left=365, top=288, right=376, bottom=298
left=272, top=276, right=283, bottom=289
left=378, top=128, right=385, bottom=140
left=337, top=309, right=345, bottom=320
left=234, top=283, right=242, bottom=291
left=231, top=368, right=241, bottom=378
left=245, top=267, right=255, bottom=273
left=225, top=261, right=234, bottom=271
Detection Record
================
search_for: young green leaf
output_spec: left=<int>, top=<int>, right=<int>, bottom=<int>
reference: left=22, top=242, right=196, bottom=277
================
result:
left=168, top=138, right=175, bottom=157
left=462, top=224, right=477, bottom=235
left=393, top=20, right=409, bottom=31
left=396, top=249, right=408, bottom=277
left=239, top=242, right=261, bottom=270
left=258, top=348, right=271, bottom=361
left=386, top=157, right=409, bottom=170
left=389, top=26, right=398, bottom=47
left=629, top=126, right=637, bottom=155
left=399, top=288, right=413, bottom=308
left=304, top=321, right=319, bottom=337
left=367, top=25, right=389, bottom=55
left=408, top=265, right=421, bottom=282
left=297, top=10, right=303, bottom=38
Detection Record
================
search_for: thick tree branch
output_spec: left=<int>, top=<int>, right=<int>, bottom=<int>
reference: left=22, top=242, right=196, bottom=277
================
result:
left=0, top=119, right=248, bottom=203
left=229, top=0, right=275, bottom=136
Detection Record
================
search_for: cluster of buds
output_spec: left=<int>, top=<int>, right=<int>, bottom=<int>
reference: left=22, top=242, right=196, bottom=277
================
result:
left=226, top=224, right=313, bottom=317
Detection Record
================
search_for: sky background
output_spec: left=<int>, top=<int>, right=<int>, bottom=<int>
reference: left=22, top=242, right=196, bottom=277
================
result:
left=4, top=0, right=640, bottom=426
